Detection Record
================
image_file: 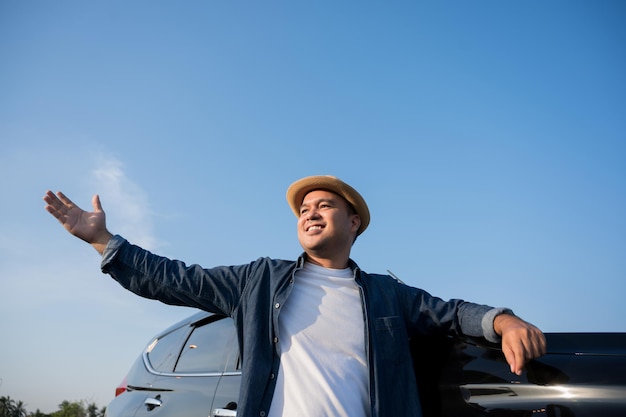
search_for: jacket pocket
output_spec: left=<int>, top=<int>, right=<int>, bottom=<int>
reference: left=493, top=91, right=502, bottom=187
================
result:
left=374, top=316, right=406, bottom=366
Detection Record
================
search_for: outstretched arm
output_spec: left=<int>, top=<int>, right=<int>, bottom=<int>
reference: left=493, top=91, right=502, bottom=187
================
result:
left=43, top=191, right=114, bottom=255
left=494, top=313, right=546, bottom=375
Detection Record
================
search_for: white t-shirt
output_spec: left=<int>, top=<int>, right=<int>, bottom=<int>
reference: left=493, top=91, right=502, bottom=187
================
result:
left=267, top=262, right=370, bottom=417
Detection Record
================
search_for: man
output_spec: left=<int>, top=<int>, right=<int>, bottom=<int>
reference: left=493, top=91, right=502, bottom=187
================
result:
left=44, top=175, right=546, bottom=417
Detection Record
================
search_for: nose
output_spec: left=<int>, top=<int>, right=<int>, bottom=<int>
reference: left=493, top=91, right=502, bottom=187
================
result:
left=304, top=207, right=320, bottom=221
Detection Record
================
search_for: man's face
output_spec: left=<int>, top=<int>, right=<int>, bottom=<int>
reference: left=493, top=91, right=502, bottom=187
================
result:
left=297, top=190, right=361, bottom=258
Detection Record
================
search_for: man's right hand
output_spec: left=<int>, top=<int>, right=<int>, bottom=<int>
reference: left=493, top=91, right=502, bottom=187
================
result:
left=44, top=191, right=113, bottom=254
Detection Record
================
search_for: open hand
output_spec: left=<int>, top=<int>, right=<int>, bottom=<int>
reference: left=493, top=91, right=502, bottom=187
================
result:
left=43, top=191, right=113, bottom=253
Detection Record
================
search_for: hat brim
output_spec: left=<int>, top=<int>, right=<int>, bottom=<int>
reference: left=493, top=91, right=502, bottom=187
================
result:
left=286, top=175, right=370, bottom=236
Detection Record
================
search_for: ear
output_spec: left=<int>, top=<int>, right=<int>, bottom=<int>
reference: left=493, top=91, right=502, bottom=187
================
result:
left=350, top=214, right=361, bottom=234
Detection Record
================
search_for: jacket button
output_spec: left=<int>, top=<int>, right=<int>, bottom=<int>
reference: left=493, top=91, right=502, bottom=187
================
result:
left=260, top=412, right=266, bottom=417
left=274, top=302, right=280, bottom=309
left=270, top=373, right=275, bottom=379
left=273, top=337, right=278, bottom=343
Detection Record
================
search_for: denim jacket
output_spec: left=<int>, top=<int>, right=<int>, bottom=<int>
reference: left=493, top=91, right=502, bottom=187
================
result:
left=102, top=235, right=510, bottom=417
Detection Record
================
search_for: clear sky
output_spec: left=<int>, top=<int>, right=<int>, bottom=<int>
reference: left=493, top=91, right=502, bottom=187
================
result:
left=1, top=1, right=624, bottom=413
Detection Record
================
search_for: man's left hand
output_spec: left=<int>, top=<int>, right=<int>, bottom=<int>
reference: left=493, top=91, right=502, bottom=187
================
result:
left=494, top=314, right=547, bottom=375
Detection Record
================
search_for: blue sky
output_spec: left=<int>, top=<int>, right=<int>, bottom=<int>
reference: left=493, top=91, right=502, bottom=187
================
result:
left=1, top=1, right=624, bottom=413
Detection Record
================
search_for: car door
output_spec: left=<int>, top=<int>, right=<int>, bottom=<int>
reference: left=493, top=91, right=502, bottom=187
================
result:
left=132, top=316, right=239, bottom=417
left=210, top=339, right=242, bottom=417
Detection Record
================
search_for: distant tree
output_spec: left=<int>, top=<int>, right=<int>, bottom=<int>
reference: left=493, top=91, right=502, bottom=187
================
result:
left=0, top=396, right=13, bottom=417
left=0, top=396, right=27, bottom=417
left=85, top=404, right=96, bottom=417
left=85, top=403, right=104, bottom=417
left=0, top=397, right=101, bottom=417
left=28, top=410, right=50, bottom=417
left=13, top=401, right=27, bottom=417
left=50, top=401, right=85, bottom=417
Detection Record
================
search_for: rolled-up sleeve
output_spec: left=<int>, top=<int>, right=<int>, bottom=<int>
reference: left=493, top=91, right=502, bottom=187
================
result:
left=481, top=307, right=515, bottom=343
left=101, top=234, right=126, bottom=270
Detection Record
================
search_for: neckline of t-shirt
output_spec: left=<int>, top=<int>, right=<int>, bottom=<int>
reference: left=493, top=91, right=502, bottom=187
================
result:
left=303, top=261, right=353, bottom=278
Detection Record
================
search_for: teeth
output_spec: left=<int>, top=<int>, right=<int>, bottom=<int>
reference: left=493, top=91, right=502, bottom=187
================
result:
left=309, top=226, right=322, bottom=231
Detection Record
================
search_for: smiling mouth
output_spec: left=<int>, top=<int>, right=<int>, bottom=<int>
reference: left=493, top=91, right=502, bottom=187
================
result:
left=306, top=225, right=324, bottom=232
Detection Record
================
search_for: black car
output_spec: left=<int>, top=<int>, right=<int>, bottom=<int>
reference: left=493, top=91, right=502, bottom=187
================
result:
left=105, top=311, right=626, bottom=417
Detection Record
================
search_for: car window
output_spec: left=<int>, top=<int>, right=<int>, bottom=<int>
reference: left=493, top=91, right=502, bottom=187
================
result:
left=175, top=317, right=235, bottom=373
left=147, top=325, right=190, bottom=372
